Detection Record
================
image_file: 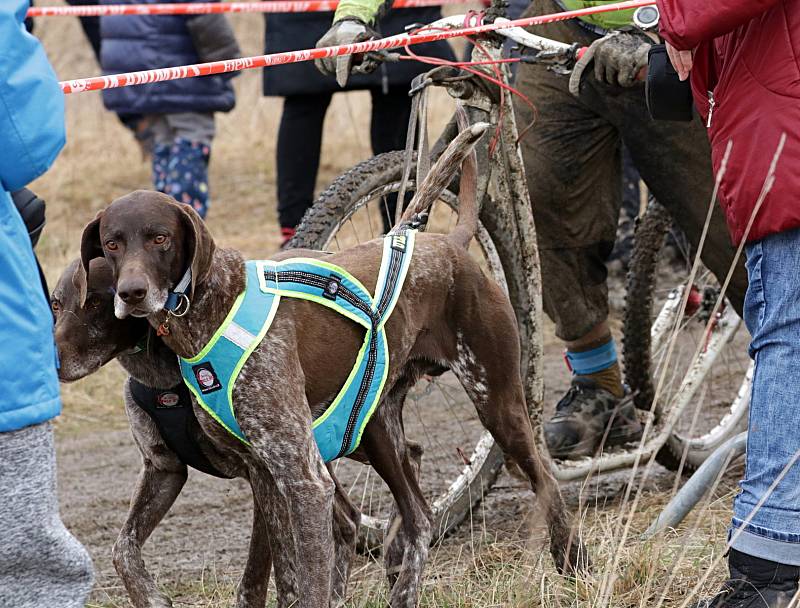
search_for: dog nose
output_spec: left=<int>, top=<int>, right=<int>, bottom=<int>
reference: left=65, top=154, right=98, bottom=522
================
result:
left=117, top=278, right=148, bottom=304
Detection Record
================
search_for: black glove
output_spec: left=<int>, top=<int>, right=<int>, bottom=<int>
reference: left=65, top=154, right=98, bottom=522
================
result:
left=11, top=188, right=46, bottom=249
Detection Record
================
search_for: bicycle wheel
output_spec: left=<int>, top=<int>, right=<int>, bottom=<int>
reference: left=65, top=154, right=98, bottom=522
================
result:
left=623, top=201, right=751, bottom=474
left=291, top=151, right=512, bottom=550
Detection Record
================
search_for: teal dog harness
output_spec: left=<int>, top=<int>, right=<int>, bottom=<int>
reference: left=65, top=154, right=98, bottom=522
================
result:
left=179, top=229, right=416, bottom=462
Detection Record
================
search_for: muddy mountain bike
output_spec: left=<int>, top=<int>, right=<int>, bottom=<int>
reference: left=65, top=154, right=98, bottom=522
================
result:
left=290, top=7, right=752, bottom=549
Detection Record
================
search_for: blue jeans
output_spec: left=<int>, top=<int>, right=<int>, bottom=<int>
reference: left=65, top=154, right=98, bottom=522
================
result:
left=730, top=227, right=800, bottom=565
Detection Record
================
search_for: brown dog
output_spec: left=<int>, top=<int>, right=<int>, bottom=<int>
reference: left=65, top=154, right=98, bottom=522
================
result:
left=77, top=125, right=586, bottom=607
left=53, top=256, right=360, bottom=608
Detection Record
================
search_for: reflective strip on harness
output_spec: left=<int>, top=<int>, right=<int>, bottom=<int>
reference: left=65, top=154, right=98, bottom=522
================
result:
left=178, top=229, right=416, bottom=461
left=179, top=265, right=282, bottom=444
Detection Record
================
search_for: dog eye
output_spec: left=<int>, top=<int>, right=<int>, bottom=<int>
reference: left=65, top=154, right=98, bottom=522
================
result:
left=86, top=295, right=101, bottom=309
left=105, top=240, right=118, bottom=251
left=51, top=300, right=61, bottom=314
left=153, top=235, right=168, bottom=245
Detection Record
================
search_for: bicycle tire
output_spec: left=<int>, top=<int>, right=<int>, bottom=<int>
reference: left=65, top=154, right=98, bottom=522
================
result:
left=623, top=202, right=672, bottom=414
left=291, top=150, right=512, bottom=550
left=623, top=201, right=750, bottom=474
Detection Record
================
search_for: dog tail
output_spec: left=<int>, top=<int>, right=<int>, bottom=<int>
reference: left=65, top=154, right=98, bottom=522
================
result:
left=398, top=116, right=489, bottom=250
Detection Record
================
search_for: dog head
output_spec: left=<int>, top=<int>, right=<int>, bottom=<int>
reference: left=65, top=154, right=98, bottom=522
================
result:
left=78, top=190, right=215, bottom=319
left=53, top=258, right=149, bottom=382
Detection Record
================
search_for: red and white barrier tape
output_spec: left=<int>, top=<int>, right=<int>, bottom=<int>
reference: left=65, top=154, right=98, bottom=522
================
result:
left=29, top=0, right=473, bottom=17
left=59, top=0, right=654, bottom=94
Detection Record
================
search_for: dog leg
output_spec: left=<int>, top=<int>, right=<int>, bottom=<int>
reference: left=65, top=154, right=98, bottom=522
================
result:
left=450, top=325, right=589, bottom=575
left=383, top=440, right=424, bottom=591
left=235, top=489, right=272, bottom=608
left=330, top=468, right=360, bottom=607
left=373, top=380, right=418, bottom=589
left=242, top=399, right=336, bottom=607
left=362, top=408, right=433, bottom=608
left=112, top=462, right=188, bottom=608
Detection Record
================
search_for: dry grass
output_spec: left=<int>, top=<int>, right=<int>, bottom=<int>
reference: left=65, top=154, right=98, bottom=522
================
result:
left=33, top=5, right=737, bottom=606
left=84, top=473, right=738, bottom=608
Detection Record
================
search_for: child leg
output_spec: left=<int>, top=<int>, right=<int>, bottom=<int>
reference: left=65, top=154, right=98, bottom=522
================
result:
left=151, top=113, right=215, bottom=219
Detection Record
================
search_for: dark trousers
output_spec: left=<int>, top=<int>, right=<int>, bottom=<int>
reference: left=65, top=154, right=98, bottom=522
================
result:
left=276, top=87, right=412, bottom=229
left=514, top=0, right=747, bottom=342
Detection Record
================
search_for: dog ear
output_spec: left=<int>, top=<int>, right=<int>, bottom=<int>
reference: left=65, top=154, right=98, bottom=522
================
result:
left=77, top=211, right=104, bottom=307
left=175, top=203, right=215, bottom=300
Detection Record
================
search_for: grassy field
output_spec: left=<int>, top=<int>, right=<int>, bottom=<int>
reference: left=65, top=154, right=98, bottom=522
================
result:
left=31, top=5, right=737, bottom=607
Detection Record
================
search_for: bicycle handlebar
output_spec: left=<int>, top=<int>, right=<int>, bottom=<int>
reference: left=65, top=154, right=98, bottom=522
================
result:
left=428, top=15, right=575, bottom=54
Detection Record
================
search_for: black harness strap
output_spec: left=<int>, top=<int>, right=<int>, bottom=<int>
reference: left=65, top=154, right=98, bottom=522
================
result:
left=128, top=378, right=233, bottom=479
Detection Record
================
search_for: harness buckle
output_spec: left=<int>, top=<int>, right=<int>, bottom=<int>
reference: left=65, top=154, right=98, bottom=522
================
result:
left=390, top=233, right=408, bottom=253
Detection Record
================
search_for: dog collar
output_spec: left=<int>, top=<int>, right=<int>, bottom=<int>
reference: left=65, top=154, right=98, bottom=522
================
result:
left=164, top=267, right=192, bottom=315
left=128, top=337, right=146, bottom=355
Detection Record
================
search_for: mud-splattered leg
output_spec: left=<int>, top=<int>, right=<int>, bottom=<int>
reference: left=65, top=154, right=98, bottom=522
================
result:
left=329, top=467, right=360, bottom=606
left=451, top=313, right=589, bottom=574
left=362, top=406, right=433, bottom=608
left=235, top=490, right=272, bottom=608
left=243, top=393, right=336, bottom=608
left=112, top=462, right=188, bottom=608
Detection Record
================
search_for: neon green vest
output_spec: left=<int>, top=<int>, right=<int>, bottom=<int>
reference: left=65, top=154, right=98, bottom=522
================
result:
left=556, top=0, right=636, bottom=32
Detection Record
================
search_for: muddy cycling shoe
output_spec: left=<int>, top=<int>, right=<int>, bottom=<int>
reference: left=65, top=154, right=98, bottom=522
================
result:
left=691, top=549, right=800, bottom=608
left=544, top=377, right=643, bottom=459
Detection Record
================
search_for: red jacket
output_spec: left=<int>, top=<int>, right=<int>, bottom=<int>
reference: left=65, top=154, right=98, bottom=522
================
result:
left=657, top=0, right=800, bottom=245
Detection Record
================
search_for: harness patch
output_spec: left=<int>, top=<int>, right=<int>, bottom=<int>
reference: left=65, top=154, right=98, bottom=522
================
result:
left=193, top=363, right=221, bottom=394
left=178, top=229, right=416, bottom=462
left=156, top=391, right=181, bottom=408
left=323, top=275, right=342, bottom=301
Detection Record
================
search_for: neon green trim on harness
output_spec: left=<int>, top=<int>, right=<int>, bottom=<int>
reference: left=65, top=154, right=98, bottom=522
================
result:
left=178, top=229, right=417, bottom=461
left=180, top=290, right=252, bottom=444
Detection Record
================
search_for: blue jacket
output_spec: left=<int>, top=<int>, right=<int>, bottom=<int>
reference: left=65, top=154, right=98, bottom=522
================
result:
left=0, top=0, right=66, bottom=433
left=100, top=0, right=235, bottom=115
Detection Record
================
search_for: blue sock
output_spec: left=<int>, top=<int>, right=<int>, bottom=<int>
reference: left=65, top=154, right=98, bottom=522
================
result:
left=565, top=338, right=623, bottom=397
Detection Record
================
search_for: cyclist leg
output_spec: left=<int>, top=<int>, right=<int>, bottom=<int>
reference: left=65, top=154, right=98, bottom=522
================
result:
left=515, top=50, right=642, bottom=459
left=369, top=86, right=413, bottom=231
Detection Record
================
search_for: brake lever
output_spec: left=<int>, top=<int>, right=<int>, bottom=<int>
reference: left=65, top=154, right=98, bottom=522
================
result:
left=365, top=50, right=402, bottom=63
left=345, top=49, right=402, bottom=84
left=519, top=43, right=585, bottom=76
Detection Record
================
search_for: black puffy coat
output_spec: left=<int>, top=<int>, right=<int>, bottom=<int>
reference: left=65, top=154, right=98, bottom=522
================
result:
left=263, top=7, right=455, bottom=96
left=101, top=0, right=237, bottom=115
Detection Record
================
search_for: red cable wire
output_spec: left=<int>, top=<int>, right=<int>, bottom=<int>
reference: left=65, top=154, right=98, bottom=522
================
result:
left=400, top=23, right=539, bottom=152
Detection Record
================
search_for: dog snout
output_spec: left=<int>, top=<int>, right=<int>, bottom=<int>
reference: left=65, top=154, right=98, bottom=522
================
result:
left=117, top=277, right=148, bottom=305
left=54, top=321, right=90, bottom=382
